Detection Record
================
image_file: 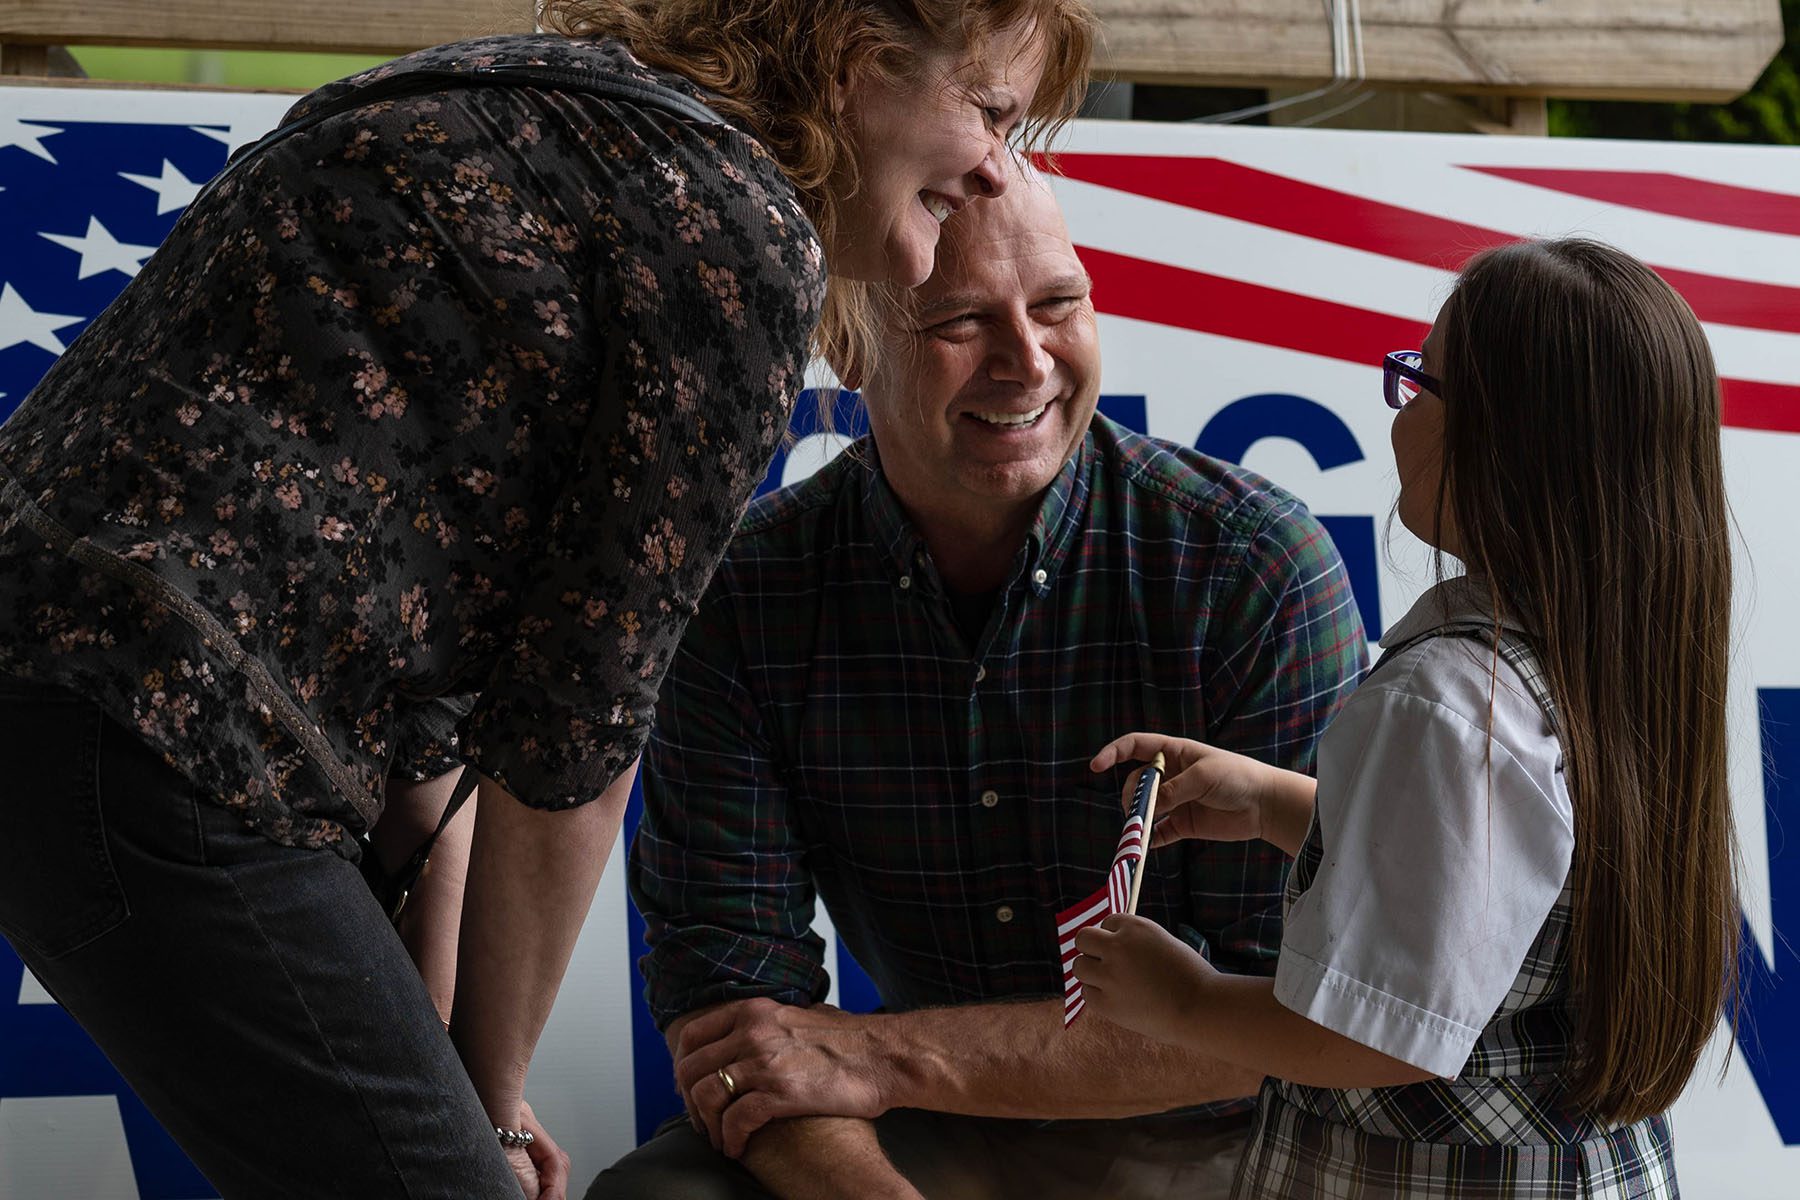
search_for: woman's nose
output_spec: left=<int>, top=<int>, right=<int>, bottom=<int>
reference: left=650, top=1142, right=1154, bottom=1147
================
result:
left=970, top=148, right=1009, bottom=199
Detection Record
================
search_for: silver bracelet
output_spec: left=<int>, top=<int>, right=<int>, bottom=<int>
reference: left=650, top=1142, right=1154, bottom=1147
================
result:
left=496, top=1125, right=536, bottom=1150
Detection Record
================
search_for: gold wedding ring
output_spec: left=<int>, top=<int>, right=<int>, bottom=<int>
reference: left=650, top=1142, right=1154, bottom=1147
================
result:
left=717, top=1067, right=738, bottom=1098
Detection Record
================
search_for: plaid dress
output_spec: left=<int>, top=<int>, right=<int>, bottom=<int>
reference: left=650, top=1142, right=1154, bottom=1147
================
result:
left=1232, top=623, right=1679, bottom=1199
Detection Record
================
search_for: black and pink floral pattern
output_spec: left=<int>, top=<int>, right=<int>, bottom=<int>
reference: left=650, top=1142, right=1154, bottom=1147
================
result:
left=0, top=35, right=824, bottom=852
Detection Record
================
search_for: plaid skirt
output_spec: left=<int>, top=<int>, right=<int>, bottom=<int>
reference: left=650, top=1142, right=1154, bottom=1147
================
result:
left=1230, top=1083, right=1678, bottom=1199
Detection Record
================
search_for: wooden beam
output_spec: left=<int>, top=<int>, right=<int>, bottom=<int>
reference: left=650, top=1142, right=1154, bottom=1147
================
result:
left=1093, top=1, right=1784, bottom=101
left=0, top=0, right=529, bottom=56
left=0, top=40, right=49, bottom=76
left=0, top=0, right=1784, bottom=102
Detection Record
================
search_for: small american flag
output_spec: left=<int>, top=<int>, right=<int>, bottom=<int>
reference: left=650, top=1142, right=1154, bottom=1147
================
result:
left=1056, top=752, right=1163, bottom=1027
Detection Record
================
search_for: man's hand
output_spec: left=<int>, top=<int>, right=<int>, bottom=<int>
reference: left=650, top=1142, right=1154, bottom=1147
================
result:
left=1071, top=914, right=1216, bottom=1050
left=672, top=997, right=895, bottom=1158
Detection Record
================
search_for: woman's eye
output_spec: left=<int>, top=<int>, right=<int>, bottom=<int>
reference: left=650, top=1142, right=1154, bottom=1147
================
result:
left=982, top=106, right=1004, bottom=130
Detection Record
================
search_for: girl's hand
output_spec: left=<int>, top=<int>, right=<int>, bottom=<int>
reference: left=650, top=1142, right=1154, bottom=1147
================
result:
left=1091, top=732, right=1274, bottom=848
left=1071, top=914, right=1216, bottom=1047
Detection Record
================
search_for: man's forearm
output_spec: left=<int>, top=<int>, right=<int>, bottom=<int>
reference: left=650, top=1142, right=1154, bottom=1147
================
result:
left=871, top=997, right=1263, bottom=1120
left=666, top=1007, right=921, bottom=1199
left=740, top=1117, right=920, bottom=1200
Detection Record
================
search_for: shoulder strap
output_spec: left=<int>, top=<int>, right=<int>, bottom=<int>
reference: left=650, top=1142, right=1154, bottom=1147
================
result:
left=1373, top=622, right=1562, bottom=737
left=196, top=62, right=727, bottom=209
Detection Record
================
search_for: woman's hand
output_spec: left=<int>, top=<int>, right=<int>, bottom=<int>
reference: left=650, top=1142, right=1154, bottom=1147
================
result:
left=516, top=1100, right=570, bottom=1200
left=502, top=1141, right=541, bottom=1200
left=1090, top=732, right=1275, bottom=848
left=1071, top=914, right=1216, bottom=1049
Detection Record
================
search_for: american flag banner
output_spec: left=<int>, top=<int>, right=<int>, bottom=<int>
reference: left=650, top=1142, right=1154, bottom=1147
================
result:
left=1056, top=752, right=1163, bottom=1027
left=0, top=91, right=289, bottom=425
left=5, top=78, right=1800, bottom=1193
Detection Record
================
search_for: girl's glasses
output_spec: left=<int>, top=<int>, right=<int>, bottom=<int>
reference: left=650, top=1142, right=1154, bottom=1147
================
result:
left=1383, top=350, right=1441, bottom=410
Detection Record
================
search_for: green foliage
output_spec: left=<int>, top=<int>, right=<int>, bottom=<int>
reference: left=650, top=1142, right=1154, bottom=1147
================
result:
left=1550, top=0, right=1799, bottom=144
left=68, top=47, right=385, bottom=91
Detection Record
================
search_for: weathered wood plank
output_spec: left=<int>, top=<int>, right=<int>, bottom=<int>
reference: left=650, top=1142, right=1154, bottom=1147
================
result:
left=1093, top=1, right=1784, bottom=100
left=0, top=40, right=49, bottom=75
left=0, top=0, right=1784, bottom=101
left=0, top=0, right=529, bottom=56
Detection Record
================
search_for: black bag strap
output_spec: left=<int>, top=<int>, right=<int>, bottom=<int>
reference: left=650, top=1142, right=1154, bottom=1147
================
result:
left=383, top=766, right=481, bottom=923
left=196, top=62, right=728, bottom=209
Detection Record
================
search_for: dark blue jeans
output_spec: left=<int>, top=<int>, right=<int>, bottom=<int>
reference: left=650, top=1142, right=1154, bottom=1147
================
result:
left=0, top=681, right=520, bottom=1198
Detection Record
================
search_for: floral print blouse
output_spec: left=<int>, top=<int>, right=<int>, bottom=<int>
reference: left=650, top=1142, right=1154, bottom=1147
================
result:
left=0, top=34, right=825, bottom=853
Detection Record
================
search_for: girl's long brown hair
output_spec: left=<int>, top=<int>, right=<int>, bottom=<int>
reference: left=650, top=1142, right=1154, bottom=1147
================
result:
left=539, top=0, right=1095, bottom=381
left=1435, top=239, right=1738, bottom=1123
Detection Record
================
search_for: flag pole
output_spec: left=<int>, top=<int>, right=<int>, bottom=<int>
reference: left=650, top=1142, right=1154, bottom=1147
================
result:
left=1124, top=751, right=1165, bottom=916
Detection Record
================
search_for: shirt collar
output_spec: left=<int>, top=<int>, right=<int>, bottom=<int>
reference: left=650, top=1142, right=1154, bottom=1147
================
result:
left=859, top=440, right=925, bottom=580
left=860, top=433, right=1093, bottom=596
left=1026, top=433, right=1091, bottom=593
left=1380, top=573, right=1534, bottom=648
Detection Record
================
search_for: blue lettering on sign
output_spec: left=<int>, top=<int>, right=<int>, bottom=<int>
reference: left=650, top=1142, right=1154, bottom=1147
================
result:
left=753, top=388, right=870, bottom=500
left=1196, top=394, right=1383, bottom=642
left=1095, top=393, right=1148, bottom=435
left=0, top=950, right=214, bottom=1197
left=1739, top=688, right=1800, bottom=1144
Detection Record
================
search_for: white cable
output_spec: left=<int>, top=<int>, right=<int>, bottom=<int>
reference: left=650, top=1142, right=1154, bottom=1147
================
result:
left=1195, top=0, right=1369, bottom=126
left=1293, top=86, right=1376, bottom=126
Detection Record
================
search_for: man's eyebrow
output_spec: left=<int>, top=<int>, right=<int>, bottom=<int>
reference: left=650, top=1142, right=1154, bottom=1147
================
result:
left=1038, top=272, right=1093, bottom=298
left=914, top=290, right=985, bottom=321
left=913, top=273, right=1093, bottom=322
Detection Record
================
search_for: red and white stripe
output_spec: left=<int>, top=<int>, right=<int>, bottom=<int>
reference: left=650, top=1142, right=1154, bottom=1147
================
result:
left=1038, top=129, right=1800, bottom=436
left=1056, top=814, right=1147, bottom=1027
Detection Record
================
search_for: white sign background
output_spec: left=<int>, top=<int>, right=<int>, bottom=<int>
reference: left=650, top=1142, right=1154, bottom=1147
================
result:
left=0, top=86, right=1796, bottom=1197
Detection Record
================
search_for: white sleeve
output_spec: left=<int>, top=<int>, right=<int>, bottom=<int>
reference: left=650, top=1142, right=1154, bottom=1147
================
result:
left=1272, top=680, right=1574, bottom=1077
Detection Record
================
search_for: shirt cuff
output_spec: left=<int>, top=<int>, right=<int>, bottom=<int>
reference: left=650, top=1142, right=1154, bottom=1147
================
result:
left=459, top=685, right=650, bottom=809
left=1273, top=945, right=1482, bottom=1078
left=641, top=930, right=829, bottom=1031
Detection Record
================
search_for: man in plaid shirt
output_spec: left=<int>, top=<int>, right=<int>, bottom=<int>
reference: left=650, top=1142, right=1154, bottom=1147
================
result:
left=592, top=173, right=1366, bottom=1199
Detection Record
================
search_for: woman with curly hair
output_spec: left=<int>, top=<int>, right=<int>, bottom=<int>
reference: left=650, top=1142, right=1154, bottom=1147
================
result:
left=0, top=2, right=1093, bottom=1197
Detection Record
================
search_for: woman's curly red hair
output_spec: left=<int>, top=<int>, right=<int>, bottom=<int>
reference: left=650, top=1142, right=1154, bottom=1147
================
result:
left=540, top=0, right=1095, bottom=390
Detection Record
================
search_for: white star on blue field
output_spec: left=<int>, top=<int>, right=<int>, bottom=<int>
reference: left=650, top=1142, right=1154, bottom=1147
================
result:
left=0, top=117, right=232, bottom=423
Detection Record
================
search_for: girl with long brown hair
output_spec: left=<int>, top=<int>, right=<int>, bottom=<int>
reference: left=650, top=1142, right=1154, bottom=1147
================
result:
left=0, top=3, right=1091, bottom=1198
left=1070, top=237, right=1738, bottom=1197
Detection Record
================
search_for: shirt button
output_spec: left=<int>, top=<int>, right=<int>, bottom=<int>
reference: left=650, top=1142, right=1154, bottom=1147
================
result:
left=975, top=665, right=987, bottom=683
left=980, top=789, right=999, bottom=808
left=898, top=574, right=912, bottom=590
left=996, top=905, right=1015, bottom=924
left=1032, top=568, right=1048, bottom=586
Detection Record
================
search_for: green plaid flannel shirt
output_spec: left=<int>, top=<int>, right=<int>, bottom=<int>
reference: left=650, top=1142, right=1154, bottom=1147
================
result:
left=631, top=416, right=1367, bottom=1038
